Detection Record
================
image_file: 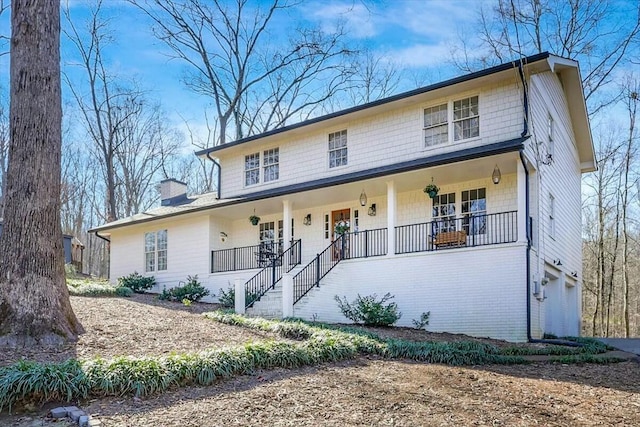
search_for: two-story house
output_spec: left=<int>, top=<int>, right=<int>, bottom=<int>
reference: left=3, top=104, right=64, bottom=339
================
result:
left=90, top=52, right=595, bottom=342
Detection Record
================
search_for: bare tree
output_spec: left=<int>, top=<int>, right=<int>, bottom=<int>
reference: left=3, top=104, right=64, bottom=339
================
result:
left=0, top=0, right=82, bottom=346
left=63, top=1, right=182, bottom=222
left=452, top=0, right=640, bottom=114
left=130, top=0, right=356, bottom=146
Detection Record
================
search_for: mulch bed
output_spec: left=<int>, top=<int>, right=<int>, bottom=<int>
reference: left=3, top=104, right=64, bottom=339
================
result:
left=1, top=294, right=639, bottom=426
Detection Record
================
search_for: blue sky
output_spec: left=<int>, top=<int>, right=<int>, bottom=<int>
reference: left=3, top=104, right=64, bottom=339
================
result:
left=0, top=0, right=637, bottom=147
left=0, top=0, right=482, bottom=145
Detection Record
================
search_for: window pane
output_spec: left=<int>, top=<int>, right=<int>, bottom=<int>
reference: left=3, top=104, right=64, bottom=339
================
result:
left=157, top=230, right=167, bottom=250
left=329, top=130, right=348, bottom=168
left=245, top=153, right=260, bottom=186
left=145, top=252, right=155, bottom=272
left=144, top=233, right=155, bottom=252
left=157, top=250, right=167, bottom=271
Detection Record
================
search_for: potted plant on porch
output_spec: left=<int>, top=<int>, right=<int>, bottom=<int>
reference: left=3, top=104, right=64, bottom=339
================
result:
left=423, top=182, right=440, bottom=199
left=249, top=211, right=261, bottom=226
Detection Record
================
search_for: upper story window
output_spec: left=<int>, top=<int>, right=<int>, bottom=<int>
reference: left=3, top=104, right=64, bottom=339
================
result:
left=453, top=96, right=479, bottom=141
left=145, top=230, right=167, bottom=272
left=328, top=130, right=348, bottom=168
left=245, top=153, right=260, bottom=186
left=548, top=193, right=555, bottom=238
left=547, top=113, right=555, bottom=160
left=424, top=104, right=448, bottom=147
left=263, top=148, right=279, bottom=182
left=424, top=96, right=480, bottom=148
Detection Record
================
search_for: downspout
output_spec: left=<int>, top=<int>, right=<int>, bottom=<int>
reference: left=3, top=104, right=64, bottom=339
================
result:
left=206, top=152, right=222, bottom=200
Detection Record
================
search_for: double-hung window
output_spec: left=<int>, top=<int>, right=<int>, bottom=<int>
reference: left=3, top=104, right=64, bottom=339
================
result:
left=263, top=148, right=279, bottom=182
left=432, top=193, right=456, bottom=234
left=245, top=153, right=260, bottom=186
left=549, top=194, right=555, bottom=238
left=462, top=188, right=486, bottom=235
left=259, top=220, right=284, bottom=250
left=453, top=96, right=479, bottom=141
left=424, top=103, right=448, bottom=147
left=144, top=230, right=167, bottom=272
left=328, top=130, right=348, bottom=168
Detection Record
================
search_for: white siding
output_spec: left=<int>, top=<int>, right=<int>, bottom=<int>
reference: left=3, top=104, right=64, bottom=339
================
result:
left=527, top=71, right=583, bottom=337
left=294, top=244, right=528, bottom=341
left=219, top=82, right=523, bottom=197
left=110, top=214, right=212, bottom=299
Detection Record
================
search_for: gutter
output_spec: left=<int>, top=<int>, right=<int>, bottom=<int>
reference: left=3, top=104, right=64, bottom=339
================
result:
left=95, top=230, right=110, bottom=243
left=206, top=152, right=222, bottom=200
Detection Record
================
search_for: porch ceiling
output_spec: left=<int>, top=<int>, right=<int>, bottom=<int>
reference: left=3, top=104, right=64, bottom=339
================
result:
left=212, top=152, right=519, bottom=219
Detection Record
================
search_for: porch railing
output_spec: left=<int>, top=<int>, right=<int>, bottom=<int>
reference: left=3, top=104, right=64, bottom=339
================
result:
left=245, top=239, right=301, bottom=309
left=293, top=228, right=387, bottom=304
left=211, top=241, right=289, bottom=273
left=395, top=210, right=517, bottom=254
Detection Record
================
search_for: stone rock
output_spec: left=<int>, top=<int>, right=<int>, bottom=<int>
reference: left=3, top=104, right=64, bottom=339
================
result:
left=70, top=409, right=86, bottom=422
left=50, top=407, right=68, bottom=418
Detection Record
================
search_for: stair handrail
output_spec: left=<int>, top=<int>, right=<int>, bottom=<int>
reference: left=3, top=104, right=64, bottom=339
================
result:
left=292, top=234, right=347, bottom=305
left=244, top=239, right=301, bottom=309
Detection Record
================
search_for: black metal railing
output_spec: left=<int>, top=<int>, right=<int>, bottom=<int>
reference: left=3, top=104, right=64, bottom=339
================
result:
left=245, top=239, right=301, bottom=309
left=395, top=211, right=517, bottom=254
left=211, top=241, right=291, bottom=273
left=292, top=228, right=387, bottom=305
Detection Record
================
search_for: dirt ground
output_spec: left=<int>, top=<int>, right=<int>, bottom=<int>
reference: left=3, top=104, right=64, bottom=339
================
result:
left=1, top=294, right=639, bottom=426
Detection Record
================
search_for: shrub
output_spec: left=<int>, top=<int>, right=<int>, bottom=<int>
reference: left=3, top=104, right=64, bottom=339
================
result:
left=412, top=312, right=431, bottom=330
left=115, top=286, right=133, bottom=297
left=159, top=275, right=209, bottom=303
left=334, top=293, right=402, bottom=327
left=217, top=286, right=258, bottom=308
left=118, top=272, right=155, bottom=293
left=67, top=280, right=116, bottom=297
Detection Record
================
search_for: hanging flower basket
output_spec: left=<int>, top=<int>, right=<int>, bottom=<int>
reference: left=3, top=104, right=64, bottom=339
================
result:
left=249, top=215, right=260, bottom=226
left=334, top=219, right=350, bottom=235
left=423, top=183, right=440, bottom=199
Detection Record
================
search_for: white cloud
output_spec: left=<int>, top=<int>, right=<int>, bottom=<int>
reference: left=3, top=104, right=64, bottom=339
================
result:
left=306, top=2, right=378, bottom=38
left=385, top=42, right=452, bottom=68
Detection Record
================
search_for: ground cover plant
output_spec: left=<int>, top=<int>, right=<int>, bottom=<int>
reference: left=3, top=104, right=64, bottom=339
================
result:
left=67, top=279, right=131, bottom=298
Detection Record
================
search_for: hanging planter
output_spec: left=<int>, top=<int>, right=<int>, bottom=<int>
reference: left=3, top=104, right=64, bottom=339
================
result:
left=423, top=183, right=440, bottom=199
left=249, top=210, right=260, bottom=226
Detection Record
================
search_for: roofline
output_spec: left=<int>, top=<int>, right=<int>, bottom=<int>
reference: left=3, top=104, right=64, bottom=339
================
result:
left=195, top=52, right=550, bottom=157
left=91, top=137, right=526, bottom=233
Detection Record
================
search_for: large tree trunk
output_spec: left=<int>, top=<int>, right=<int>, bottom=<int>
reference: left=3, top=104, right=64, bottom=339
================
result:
left=0, top=0, right=82, bottom=347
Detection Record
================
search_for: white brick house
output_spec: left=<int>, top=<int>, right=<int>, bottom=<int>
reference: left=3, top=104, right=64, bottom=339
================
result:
left=91, top=53, right=595, bottom=342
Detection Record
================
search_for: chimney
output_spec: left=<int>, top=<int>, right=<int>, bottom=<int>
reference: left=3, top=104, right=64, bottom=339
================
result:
left=160, top=179, right=188, bottom=206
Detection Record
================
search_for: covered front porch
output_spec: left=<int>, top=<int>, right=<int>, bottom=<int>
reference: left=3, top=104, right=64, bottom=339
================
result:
left=208, top=151, right=529, bottom=276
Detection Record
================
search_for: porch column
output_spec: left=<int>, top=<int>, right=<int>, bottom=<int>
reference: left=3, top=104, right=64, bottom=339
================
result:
left=517, top=159, right=527, bottom=243
left=283, top=199, right=292, bottom=251
left=387, top=180, right=396, bottom=256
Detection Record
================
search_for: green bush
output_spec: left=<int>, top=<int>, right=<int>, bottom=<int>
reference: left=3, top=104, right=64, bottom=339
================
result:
left=115, top=286, right=133, bottom=297
left=334, top=293, right=402, bottom=326
left=118, top=272, right=155, bottom=293
left=159, top=275, right=209, bottom=303
left=217, top=286, right=258, bottom=308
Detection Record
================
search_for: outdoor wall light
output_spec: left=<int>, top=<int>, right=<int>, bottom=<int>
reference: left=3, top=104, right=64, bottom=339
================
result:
left=368, top=203, right=377, bottom=216
left=492, top=165, right=501, bottom=185
left=359, top=190, right=367, bottom=207
left=303, top=213, right=312, bottom=226
left=219, top=231, right=228, bottom=242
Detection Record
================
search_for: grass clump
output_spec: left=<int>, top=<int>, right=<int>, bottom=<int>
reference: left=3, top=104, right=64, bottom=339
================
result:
left=67, top=279, right=132, bottom=298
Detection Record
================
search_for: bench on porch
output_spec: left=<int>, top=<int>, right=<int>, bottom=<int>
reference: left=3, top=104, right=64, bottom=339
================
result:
left=433, top=230, right=467, bottom=248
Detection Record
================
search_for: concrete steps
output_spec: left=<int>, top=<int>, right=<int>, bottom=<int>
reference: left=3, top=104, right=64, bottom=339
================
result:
left=245, top=263, right=309, bottom=319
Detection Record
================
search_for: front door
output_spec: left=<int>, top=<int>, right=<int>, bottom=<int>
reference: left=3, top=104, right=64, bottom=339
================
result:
left=331, top=209, right=350, bottom=260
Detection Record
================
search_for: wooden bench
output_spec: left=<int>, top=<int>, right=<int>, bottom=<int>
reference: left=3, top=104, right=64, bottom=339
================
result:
left=434, top=230, right=467, bottom=248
